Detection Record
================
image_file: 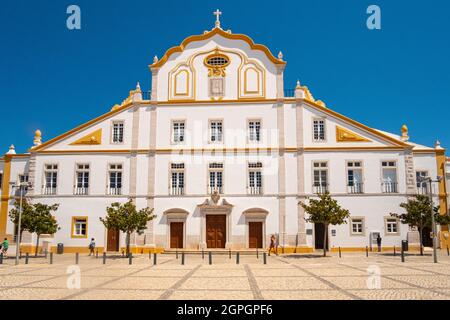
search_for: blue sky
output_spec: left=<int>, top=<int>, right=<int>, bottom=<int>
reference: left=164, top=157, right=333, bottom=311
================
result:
left=1, top=0, right=449, bottom=153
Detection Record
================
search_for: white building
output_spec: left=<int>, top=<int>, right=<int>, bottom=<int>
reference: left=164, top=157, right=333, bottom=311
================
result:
left=0, top=13, right=448, bottom=254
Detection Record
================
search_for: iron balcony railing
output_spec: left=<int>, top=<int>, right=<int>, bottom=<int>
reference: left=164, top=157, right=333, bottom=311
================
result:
left=313, top=183, right=329, bottom=194
left=347, top=182, right=364, bottom=194
left=208, top=186, right=223, bottom=194
left=417, top=185, right=428, bottom=195
left=248, top=186, right=263, bottom=195
left=108, top=187, right=122, bottom=196
left=74, top=187, right=89, bottom=195
left=43, top=186, right=57, bottom=195
left=170, top=187, right=184, bottom=196
left=141, top=91, right=152, bottom=100
left=284, top=89, right=295, bottom=98
left=382, top=182, right=398, bottom=194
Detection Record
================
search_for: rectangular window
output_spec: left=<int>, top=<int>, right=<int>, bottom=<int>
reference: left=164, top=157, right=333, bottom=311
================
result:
left=210, top=121, right=223, bottom=143
left=75, top=164, right=89, bottom=195
left=416, top=171, right=428, bottom=194
left=72, top=217, right=87, bottom=238
left=382, top=161, right=397, bottom=193
left=248, top=162, right=263, bottom=195
left=351, top=218, right=364, bottom=235
left=313, top=119, right=326, bottom=141
left=209, top=163, right=223, bottom=194
left=248, top=120, right=261, bottom=142
left=112, top=122, right=124, bottom=143
left=347, top=161, right=363, bottom=194
left=44, top=164, right=58, bottom=195
left=172, top=121, right=185, bottom=143
left=170, top=163, right=185, bottom=195
left=108, top=164, right=123, bottom=195
left=386, top=218, right=399, bottom=234
left=313, top=162, right=328, bottom=193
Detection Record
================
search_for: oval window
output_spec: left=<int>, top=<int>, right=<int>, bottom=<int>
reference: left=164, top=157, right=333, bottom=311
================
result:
left=205, top=54, right=230, bottom=68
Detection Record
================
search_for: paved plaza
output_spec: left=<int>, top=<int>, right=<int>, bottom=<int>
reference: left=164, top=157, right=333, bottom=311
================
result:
left=0, top=251, right=450, bottom=300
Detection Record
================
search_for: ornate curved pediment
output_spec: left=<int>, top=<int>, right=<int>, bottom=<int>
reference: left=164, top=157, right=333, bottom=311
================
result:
left=197, top=191, right=233, bottom=211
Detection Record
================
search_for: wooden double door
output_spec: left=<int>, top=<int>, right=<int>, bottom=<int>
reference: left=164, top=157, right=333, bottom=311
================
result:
left=206, top=215, right=226, bottom=248
left=170, top=222, right=184, bottom=249
left=249, top=222, right=263, bottom=248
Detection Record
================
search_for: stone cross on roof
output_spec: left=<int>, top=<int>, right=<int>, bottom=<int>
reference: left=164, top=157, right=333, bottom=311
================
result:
left=213, top=9, right=222, bottom=29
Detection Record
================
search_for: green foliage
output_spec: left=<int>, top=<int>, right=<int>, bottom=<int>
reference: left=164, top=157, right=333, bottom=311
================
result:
left=9, top=200, right=60, bottom=256
left=392, top=194, right=448, bottom=228
left=300, top=192, right=350, bottom=256
left=8, top=199, right=34, bottom=235
left=300, top=192, right=351, bottom=226
left=100, top=200, right=156, bottom=255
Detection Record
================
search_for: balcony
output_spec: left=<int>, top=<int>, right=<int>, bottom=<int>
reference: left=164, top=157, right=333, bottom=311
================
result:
left=108, top=187, right=122, bottom=196
left=208, top=186, right=223, bottom=194
left=382, top=182, right=398, bottom=194
left=416, top=185, right=428, bottom=195
left=313, top=184, right=329, bottom=194
left=347, top=182, right=364, bottom=194
left=248, top=186, right=262, bottom=195
left=74, top=187, right=89, bottom=195
left=43, top=186, right=56, bottom=195
left=170, top=187, right=184, bottom=196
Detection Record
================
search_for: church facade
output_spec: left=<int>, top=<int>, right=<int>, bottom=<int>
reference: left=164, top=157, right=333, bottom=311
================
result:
left=0, top=13, right=448, bottom=253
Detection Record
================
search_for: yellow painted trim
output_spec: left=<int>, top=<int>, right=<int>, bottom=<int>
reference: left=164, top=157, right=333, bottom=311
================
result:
left=150, top=27, right=285, bottom=69
left=0, top=155, right=11, bottom=237
left=173, top=69, right=190, bottom=96
left=49, top=246, right=105, bottom=254
left=69, top=129, right=102, bottom=145
left=336, top=126, right=372, bottom=143
left=31, top=102, right=133, bottom=152
left=244, top=67, right=260, bottom=94
left=71, top=216, right=88, bottom=239
left=302, top=100, right=409, bottom=147
left=435, top=150, right=448, bottom=236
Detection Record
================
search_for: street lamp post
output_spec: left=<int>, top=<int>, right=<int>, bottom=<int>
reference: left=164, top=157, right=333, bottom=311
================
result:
left=418, top=176, right=443, bottom=264
left=10, top=181, right=31, bottom=266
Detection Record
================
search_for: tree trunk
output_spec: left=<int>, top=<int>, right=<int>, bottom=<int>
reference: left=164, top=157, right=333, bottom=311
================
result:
left=419, top=225, right=424, bottom=256
left=323, top=223, right=328, bottom=257
left=35, top=234, right=40, bottom=257
left=126, top=232, right=130, bottom=257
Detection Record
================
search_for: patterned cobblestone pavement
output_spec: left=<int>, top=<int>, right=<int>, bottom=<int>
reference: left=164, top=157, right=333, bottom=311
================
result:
left=0, top=251, right=449, bottom=300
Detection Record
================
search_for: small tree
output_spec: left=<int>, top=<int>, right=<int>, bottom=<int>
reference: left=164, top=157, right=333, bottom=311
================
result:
left=300, top=192, right=350, bottom=257
left=9, top=199, right=35, bottom=241
left=392, top=194, right=450, bottom=255
left=101, top=200, right=156, bottom=256
left=29, top=203, right=60, bottom=256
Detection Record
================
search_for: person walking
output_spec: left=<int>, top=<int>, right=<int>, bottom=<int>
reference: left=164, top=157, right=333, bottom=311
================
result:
left=376, top=234, right=382, bottom=252
left=2, top=238, right=9, bottom=257
left=88, top=238, right=95, bottom=256
left=268, top=234, right=276, bottom=256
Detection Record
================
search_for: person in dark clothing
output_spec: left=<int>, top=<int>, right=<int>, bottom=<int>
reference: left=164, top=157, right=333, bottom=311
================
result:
left=376, top=234, right=382, bottom=252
